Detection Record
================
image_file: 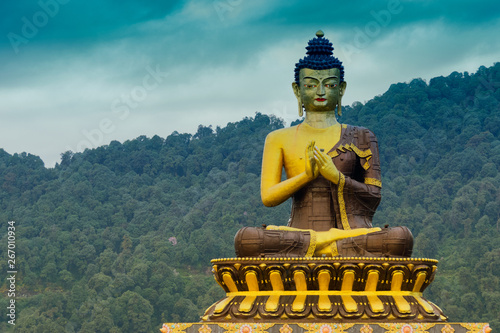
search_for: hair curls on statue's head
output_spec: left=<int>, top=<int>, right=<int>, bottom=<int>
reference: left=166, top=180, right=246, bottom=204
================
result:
left=294, top=31, right=345, bottom=84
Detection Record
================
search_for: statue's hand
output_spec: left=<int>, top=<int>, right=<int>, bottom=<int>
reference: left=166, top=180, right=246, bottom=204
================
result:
left=314, top=146, right=340, bottom=184
left=305, top=141, right=319, bottom=180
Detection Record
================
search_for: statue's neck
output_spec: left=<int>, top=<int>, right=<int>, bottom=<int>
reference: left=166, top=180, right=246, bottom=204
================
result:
left=304, top=111, right=338, bottom=129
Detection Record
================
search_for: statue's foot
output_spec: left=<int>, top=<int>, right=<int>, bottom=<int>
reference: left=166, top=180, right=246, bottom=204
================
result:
left=325, top=227, right=381, bottom=241
left=313, top=227, right=381, bottom=256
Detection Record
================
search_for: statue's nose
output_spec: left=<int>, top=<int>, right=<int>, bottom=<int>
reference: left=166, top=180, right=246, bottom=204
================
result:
left=316, top=84, right=325, bottom=96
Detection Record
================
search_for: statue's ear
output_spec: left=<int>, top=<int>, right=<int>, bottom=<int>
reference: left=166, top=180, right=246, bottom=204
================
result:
left=292, top=82, right=301, bottom=100
left=339, top=81, right=347, bottom=97
left=292, top=82, right=304, bottom=117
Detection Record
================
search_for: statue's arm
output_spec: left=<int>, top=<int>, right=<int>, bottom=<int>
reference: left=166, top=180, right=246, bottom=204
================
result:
left=315, top=128, right=381, bottom=207
left=260, top=132, right=315, bottom=207
left=340, top=129, right=382, bottom=210
left=346, top=129, right=382, bottom=206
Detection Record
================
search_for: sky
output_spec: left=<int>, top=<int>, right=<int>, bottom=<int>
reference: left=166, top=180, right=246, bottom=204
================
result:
left=1, top=0, right=499, bottom=167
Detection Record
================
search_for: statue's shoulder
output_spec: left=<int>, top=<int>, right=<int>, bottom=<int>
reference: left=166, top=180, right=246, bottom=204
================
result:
left=265, top=125, right=298, bottom=141
left=342, top=124, right=377, bottom=140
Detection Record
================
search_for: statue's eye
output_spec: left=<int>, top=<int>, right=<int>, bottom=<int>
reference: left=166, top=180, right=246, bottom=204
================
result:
left=326, top=84, right=337, bottom=88
left=304, top=84, right=317, bottom=88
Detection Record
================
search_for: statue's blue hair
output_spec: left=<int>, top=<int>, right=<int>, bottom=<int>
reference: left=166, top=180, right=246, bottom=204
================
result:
left=294, top=33, right=344, bottom=84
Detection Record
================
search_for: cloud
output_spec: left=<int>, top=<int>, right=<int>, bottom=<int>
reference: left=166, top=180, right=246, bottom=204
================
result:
left=1, top=1, right=185, bottom=41
left=1, top=0, right=499, bottom=167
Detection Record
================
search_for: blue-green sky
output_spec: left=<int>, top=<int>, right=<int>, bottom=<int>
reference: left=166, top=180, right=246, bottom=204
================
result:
left=1, top=0, right=499, bottom=167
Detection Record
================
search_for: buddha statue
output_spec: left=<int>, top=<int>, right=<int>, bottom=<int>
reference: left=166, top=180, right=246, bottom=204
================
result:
left=234, top=30, right=413, bottom=258
left=198, top=31, right=447, bottom=324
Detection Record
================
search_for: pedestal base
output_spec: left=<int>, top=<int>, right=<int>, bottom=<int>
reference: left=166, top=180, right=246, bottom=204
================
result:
left=160, top=322, right=491, bottom=333
left=203, top=257, right=447, bottom=322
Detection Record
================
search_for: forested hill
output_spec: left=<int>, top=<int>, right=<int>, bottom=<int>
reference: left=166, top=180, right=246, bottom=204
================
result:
left=1, top=63, right=499, bottom=332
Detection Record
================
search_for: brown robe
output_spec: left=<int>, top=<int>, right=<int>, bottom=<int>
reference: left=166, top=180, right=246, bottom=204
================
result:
left=234, top=124, right=413, bottom=258
left=288, top=124, right=382, bottom=231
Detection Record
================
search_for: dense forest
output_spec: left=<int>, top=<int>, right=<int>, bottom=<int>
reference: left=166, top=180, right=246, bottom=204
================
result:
left=0, top=63, right=499, bottom=332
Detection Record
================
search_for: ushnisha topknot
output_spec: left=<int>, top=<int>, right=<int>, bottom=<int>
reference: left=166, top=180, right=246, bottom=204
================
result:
left=294, top=30, right=345, bottom=84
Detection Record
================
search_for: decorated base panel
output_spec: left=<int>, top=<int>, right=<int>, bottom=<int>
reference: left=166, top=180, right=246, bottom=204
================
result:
left=202, top=257, right=447, bottom=322
left=159, top=322, right=491, bottom=333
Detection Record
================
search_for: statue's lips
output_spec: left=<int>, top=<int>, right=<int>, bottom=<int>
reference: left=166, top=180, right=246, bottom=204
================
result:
left=315, top=98, right=326, bottom=102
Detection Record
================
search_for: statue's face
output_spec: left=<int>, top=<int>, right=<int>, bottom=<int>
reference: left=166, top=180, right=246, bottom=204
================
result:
left=293, top=68, right=346, bottom=112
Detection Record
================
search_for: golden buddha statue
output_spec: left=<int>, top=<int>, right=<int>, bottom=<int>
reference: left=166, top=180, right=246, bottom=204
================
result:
left=234, top=30, right=413, bottom=258
left=200, top=31, right=447, bottom=324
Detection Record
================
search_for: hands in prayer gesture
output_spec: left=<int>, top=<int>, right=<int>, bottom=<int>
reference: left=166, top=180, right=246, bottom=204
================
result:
left=312, top=144, right=340, bottom=184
